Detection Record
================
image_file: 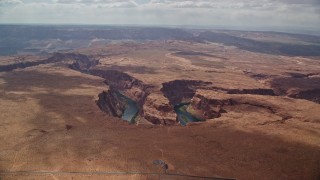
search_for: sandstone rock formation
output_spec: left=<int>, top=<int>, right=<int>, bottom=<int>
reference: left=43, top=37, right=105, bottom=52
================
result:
left=161, top=80, right=212, bottom=105
left=187, top=89, right=297, bottom=122
left=270, top=75, right=320, bottom=103
left=142, top=93, right=177, bottom=125
left=89, top=69, right=150, bottom=105
left=188, top=91, right=232, bottom=119
left=96, top=89, right=127, bottom=118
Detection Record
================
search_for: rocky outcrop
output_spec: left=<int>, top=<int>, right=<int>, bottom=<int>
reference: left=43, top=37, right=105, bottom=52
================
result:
left=187, top=90, right=289, bottom=121
left=161, top=80, right=212, bottom=105
left=188, top=92, right=232, bottom=119
left=96, top=89, right=127, bottom=118
left=67, top=52, right=150, bottom=105
left=288, top=89, right=320, bottom=103
left=160, top=80, right=278, bottom=124
left=67, top=52, right=149, bottom=103
left=68, top=54, right=99, bottom=71
left=270, top=76, right=320, bottom=103
left=89, top=69, right=151, bottom=105
left=142, top=93, right=177, bottom=125
left=89, top=69, right=144, bottom=89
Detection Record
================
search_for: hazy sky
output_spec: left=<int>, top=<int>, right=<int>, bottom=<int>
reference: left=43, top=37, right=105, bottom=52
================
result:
left=0, top=0, right=319, bottom=31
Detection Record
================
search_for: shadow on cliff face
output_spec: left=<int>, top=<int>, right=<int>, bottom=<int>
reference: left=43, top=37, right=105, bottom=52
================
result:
left=96, top=90, right=127, bottom=118
left=270, top=76, right=320, bottom=103
left=160, top=79, right=277, bottom=106
left=161, top=80, right=212, bottom=105
left=288, top=89, right=320, bottom=103
left=227, top=89, right=276, bottom=96
left=89, top=69, right=147, bottom=90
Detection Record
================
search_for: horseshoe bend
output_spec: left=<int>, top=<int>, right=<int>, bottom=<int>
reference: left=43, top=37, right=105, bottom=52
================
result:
left=0, top=25, right=320, bottom=180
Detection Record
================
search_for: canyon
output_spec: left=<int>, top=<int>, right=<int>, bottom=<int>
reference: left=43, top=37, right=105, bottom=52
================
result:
left=1, top=28, right=320, bottom=180
left=1, top=50, right=319, bottom=127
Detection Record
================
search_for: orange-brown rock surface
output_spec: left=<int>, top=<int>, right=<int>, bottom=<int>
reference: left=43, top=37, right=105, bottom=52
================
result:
left=142, top=93, right=177, bottom=125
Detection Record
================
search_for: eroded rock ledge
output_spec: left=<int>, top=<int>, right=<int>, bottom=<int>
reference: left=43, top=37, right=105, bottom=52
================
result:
left=187, top=90, right=294, bottom=123
left=244, top=71, right=320, bottom=104
left=142, top=93, right=177, bottom=125
left=270, top=75, right=320, bottom=103
left=161, top=80, right=212, bottom=105
left=89, top=69, right=151, bottom=105
left=287, top=89, right=320, bottom=103
left=97, top=89, right=127, bottom=118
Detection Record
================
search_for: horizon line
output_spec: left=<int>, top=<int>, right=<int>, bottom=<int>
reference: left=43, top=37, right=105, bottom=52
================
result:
left=0, top=23, right=319, bottom=36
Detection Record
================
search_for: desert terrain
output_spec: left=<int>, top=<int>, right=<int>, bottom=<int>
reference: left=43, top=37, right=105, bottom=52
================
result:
left=0, top=26, right=320, bottom=180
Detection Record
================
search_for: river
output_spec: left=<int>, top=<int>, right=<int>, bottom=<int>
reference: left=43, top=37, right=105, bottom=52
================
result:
left=115, top=91, right=139, bottom=123
left=116, top=92, right=202, bottom=126
left=174, top=103, right=203, bottom=126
